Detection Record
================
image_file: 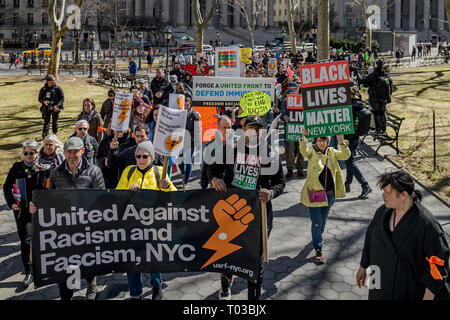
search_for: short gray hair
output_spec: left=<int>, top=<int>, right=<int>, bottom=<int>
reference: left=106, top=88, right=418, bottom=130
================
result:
left=135, top=141, right=155, bottom=160
left=75, top=119, right=90, bottom=129
left=22, top=140, right=40, bottom=153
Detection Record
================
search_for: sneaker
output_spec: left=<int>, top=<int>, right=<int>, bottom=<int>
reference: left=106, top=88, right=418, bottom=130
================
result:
left=359, top=186, right=373, bottom=199
left=314, top=249, right=325, bottom=265
left=85, top=280, right=97, bottom=300
left=181, top=174, right=185, bottom=184
left=218, top=275, right=233, bottom=300
left=152, top=286, right=163, bottom=300
left=345, top=183, right=351, bottom=193
left=297, top=171, right=305, bottom=179
left=286, top=170, right=294, bottom=179
left=182, top=183, right=188, bottom=191
left=22, top=273, right=33, bottom=289
left=130, top=295, right=142, bottom=300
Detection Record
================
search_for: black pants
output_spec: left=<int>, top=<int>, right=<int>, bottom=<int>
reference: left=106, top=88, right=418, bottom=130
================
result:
left=58, top=276, right=96, bottom=301
left=13, top=209, right=32, bottom=275
left=370, top=100, right=387, bottom=133
left=42, top=109, right=60, bottom=139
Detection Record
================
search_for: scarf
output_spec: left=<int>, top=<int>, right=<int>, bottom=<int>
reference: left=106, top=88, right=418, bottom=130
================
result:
left=39, top=148, right=61, bottom=168
left=23, top=157, right=39, bottom=168
left=82, top=109, right=96, bottom=122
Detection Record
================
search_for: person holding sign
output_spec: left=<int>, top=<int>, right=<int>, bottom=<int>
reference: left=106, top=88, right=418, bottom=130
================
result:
left=207, top=115, right=286, bottom=300
left=116, top=141, right=177, bottom=300
left=299, top=128, right=350, bottom=265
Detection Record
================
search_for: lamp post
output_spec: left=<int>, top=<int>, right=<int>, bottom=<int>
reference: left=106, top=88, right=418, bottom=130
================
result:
left=137, top=31, right=143, bottom=70
left=88, top=31, right=95, bottom=78
left=32, top=31, right=38, bottom=57
left=282, top=29, right=286, bottom=50
left=164, top=26, right=172, bottom=71
left=311, top=24, right=318, bottom=57
left=216, top=31, right=221, bottom=47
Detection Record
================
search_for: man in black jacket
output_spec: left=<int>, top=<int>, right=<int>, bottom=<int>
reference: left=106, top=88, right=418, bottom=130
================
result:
left=32, top=136, right=105, bottom=300
left=207, top=115, right=286, bottom=300
left=150, top=68, right=169, bottom=105
left=38, top=74, right=64, bottom=139
left=106, top=124, right=149, bottom=177
left=357, top=59, right=392, bottom=134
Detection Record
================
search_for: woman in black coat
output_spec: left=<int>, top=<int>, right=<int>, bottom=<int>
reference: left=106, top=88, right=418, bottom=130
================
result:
left=3, top=140, right=49, bottom=289
left=357, top=170, right=450, bottom=300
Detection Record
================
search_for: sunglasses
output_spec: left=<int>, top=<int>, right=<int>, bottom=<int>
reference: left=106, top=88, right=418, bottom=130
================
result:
left=23, top=152, right=36, bottom=156
left=136, top=154, right=150, bottom=159
left=77, top=127, right=88, bottom=131
left=109, top=95, right=115, bottom=98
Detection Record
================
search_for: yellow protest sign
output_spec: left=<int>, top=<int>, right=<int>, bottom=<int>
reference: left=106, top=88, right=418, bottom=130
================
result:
left=239, top=91, right=271, bottom=117
left=240, top=48, right=253, bottom=64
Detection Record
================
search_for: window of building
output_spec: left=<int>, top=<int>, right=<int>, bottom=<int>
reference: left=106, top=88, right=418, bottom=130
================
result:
left=13, top=12, right=19, bottom=25
left=0, top=13, right=4, bottom=25
left=42, top=0, right=49, bottom=6
left=28, top=13, right=34, bottom=25
left=13, top=0, right=19, bottom=8
left=28, top=0, right=34, bottom=8
left=0, top=0, right=5, bottom=7
left=41, top=33, right=47, bottom=41
left=42, top=14, right=48, bottom=25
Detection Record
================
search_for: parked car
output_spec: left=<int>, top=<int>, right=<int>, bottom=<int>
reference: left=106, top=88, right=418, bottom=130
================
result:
left=22, top=44, right=52, bottom=57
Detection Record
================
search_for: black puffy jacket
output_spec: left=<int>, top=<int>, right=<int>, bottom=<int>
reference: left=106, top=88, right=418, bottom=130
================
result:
left=49, top=157, right=105, bottom=190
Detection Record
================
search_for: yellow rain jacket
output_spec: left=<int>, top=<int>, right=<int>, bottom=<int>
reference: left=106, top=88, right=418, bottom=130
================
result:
left=116, top=165, right=177, bottom=191
left=299, top=139, right=351, bottom=207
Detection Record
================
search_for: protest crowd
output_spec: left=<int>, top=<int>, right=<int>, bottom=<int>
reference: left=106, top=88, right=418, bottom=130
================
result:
left=2, top=45, right=449, bottom=301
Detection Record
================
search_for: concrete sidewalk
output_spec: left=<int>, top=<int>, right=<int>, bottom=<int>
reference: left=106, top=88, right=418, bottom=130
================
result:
left=0, top=140, right=448, bottom=300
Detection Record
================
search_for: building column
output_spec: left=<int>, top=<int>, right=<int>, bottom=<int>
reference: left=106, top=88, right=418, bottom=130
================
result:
left=135, top=0, right=144, bottom=19
left=221, top=1, right=228, bottom=27
left=409, top=0, right=416, bottom=31
left=233, top=2, right=241, bottom=28
left=267, top=0, right=274, bottom=28
left=394, top=0, right=401, bottom=30
left=145, top=0, right=154, bottom=19
left=423, top=0, right=430, bottom=38
left=380, top=0, right=388, bottom=30
left=177, top=0, right=185, bottom=27
left=437, top=0, right=444, bottom=32
left=206, top=0, right=214, bottom=29
left=162, top=0, right=170, bottom=24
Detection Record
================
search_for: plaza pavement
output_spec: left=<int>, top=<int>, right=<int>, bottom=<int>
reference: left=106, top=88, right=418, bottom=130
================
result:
left=0, top=136, right=448, bottom=301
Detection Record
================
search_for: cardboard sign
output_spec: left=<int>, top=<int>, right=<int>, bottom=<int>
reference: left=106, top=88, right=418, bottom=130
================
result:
left=299, top=60, right=351, bottom=88
left=304, top=106, right=354, bottom=137
left=239, top=91, right=271, bottom=117
left=168, top=94, right=185, bottom=110
left=153, top=106, right=187, bottom=157
left=111, top=92, right=133, bottom=131
left=215, top=46, right=241, bottom=77
left=240, top=48, right=253, bottom=64
left=302, top=83, right=352, bottom=110
left=285, top=123, right=305, bottom=142
left=182, top=63, right=199, bottom=75
left=268, top=58, right=277, bottom=76
left=286, top=94, right=303, bottom=110
left=192, top=76, right=275, bottom=107
left=194, top=106, right=219, bottom=143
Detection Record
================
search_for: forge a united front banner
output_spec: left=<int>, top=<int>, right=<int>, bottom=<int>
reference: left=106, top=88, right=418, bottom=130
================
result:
left=32, top=189, right=261, bottom=288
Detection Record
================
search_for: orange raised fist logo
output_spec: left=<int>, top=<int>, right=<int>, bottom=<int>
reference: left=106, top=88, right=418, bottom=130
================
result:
left=201, top=194, right=254, bottom=269
left=164, top=136, right=182, bottom=152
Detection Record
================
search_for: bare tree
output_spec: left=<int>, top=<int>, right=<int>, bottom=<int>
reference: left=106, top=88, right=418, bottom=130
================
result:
left=317, top=0, right=329, bottom=60
left=351, top=0, right=396, bottom=49
left=446, top=0, right=450, bottom=35
left=286, top=0, right=318, bottom=54
left=47, top=0, right=84, bottom=77
left=194, top=0, right=218, bottom=53
left=223, top=0, right=265, bottom=50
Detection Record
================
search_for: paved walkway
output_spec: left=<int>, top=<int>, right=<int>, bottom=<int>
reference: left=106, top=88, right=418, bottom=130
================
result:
left=0, top=138, right=448, bottom=300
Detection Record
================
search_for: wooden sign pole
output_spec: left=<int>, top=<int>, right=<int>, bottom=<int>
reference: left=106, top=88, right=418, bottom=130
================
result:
left=261, top=202, right=268, bottom=262
left=161, top=156, right=169, bottom=180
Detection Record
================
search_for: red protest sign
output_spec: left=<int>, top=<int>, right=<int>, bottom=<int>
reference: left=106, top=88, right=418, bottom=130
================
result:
left=286, top=94, right=303, bottom=110
left=194, top=106, right=218, bottom=142
left=299, top=60, right=350, bottom=88
left=182, top=64, right=199, bottom=75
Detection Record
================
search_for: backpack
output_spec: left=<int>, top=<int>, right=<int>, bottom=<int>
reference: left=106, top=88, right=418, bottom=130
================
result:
left=127, top=165, right=160, bottom=190
left=354, top=107, right=372, bottom=136
left=375, top=75, right=392, bottom=102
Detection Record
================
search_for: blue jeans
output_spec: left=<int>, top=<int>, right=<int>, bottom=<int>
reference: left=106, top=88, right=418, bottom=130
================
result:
left=127, top=272, right=162, bottom=298
left=344, top=138, right=369, bottom=189
left=308, top=193, right=335, bottom=250
left=178, top=148, right=195, bottom=184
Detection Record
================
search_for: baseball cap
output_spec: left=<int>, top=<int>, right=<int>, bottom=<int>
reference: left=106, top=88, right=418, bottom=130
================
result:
left=169, top=75, right=177, bottom=82
left=244, top=115, right=265, bottom=128
left=64, top=137, right=84, bottom=151
left=138, top=78, right=145, bottom=84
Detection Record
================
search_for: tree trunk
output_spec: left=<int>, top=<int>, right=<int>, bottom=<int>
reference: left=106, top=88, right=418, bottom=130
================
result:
left=48, top=36, right=62, bottom=77
left=287, top=0, right=297, bottom=54
left=75, top=30, right=81, bottom=65
left=447, top=0, right=450, bottom=29
left=249, top=28, right=255, bottom=50
left=317, top=0, right=329, bottom=61
left=197, top=28, right=204, bottom=53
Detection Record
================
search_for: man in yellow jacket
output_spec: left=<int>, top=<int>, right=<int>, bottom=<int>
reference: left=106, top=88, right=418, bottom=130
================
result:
left=116, top=141, right=177, bottom=300
left=299, top=129, right=351, bottom=264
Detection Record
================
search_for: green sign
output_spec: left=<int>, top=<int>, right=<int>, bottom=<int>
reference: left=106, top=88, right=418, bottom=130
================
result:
left=239, top=91, right=271, bottom=118
left=304, top=106, right=354, bottom=138
left=231, top=152, right=261, bottom=190
left=286, top=123, right=304, bottom=142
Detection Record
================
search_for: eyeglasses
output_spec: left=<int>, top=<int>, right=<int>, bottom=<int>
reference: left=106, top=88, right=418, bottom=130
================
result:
left=316, top=139, right=328, bottom=143
left=108, top=95, right=115, bottom=98
left=136, top=154, right=150, bottom=159
left=77, top=128, right=88, bottom=131
left=23, top=152, right=36, bottom=156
